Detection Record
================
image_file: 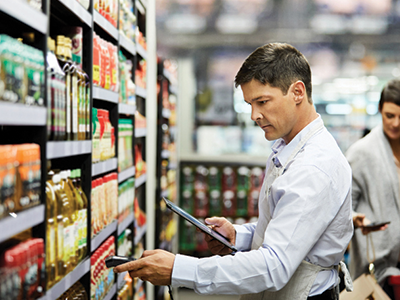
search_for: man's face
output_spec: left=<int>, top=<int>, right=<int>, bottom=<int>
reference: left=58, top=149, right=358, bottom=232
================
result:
left=241, top=79, right=298, bottom=144
left=381, top=102, right=400, bottom=141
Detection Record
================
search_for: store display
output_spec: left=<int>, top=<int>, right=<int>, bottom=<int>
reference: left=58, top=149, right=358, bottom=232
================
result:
left=90, top=236, right=115, bottom=300
left=0, top=0, right=162, bottom=299
left=135, top=144, right=146, bottom=177
left=0, top=35, right=45, bottom=105
left=135, top=59, right=146, bottom=89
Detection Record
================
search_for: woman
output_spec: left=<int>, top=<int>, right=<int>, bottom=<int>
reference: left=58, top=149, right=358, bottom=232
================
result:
left=347, top=79, right=400, bottom=298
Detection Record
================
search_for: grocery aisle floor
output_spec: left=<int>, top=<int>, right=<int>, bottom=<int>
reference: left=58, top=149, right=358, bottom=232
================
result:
left=177, top=288, right=240, bottom=300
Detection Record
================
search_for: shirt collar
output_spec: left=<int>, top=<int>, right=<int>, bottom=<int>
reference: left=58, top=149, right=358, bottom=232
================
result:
left=271, top=115, right=324, bottom=168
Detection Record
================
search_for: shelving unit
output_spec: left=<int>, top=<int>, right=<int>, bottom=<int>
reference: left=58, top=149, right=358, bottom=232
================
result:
left=0, top=0, right=159, bottom=299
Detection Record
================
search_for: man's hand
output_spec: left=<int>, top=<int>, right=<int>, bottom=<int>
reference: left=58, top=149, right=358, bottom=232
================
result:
left=204, top=217, right=236, bottom=255
left=353, top=213, right=388, bottom=235
left=113, top=249, right=175, bottom=286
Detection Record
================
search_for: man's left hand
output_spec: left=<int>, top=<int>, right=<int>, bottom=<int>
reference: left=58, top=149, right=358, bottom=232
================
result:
left=113, top=249, right=175, bottom=286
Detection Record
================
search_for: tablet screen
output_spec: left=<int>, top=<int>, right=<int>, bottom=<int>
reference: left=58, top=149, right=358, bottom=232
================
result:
left=163, top=197, right=237, bottom=252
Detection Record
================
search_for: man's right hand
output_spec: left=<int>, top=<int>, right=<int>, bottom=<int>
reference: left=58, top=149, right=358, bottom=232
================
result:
left=204, top=217, right=236, bottom=255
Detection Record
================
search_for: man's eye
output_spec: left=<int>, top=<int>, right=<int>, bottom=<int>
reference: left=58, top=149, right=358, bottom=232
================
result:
left=260, top=100, right=267, bottom=104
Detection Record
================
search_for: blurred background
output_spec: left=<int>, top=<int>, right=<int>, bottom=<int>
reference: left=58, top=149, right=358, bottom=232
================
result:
left=155, top=0, right=400, bottom=157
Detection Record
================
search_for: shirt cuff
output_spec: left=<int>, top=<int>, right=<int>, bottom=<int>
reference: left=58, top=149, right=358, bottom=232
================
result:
left=233, top=224, right=253, bottom=251
left=171, top=254, right=199, bottom=289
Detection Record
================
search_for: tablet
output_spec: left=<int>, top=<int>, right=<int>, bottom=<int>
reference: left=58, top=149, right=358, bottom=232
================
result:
left=163, top=197, right=237, bottom=252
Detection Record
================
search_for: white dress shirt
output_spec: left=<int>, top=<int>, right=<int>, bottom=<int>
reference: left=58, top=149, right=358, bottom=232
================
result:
left=171, top=117, right=354, bottom=296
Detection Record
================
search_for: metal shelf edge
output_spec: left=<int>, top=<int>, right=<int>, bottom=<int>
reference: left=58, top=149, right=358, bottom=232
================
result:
left=93, top=10, right=118, bottom=40
left=135, top=174, right=146, bottom=188
left=92, top=158, right=118, bottom=177
left=134, top=224, right=146, bottom=245
left=47, top=141, right=92, bottom=159
left=118, top=103, right=136, bottom=115
left=0, top=103, right=46, bottom=126
left=117, top=212, right=134, bottom=235
left=136, top=86, right=147, bottom=99
left=93, top=86, right=119, bottom=103
left=46, top=258, right=90, bottom=300
left=104, top=284, right=117, bottom=300
left=91, top=220, right=117, bottom=252
left=0, top=0, right=48, bottom=34
left=136, top=43, right=147, bottom=60
left=0, top=204, right=45, bottom=244
left=118, top=166, right=136, bottom=183
left=57, top=0, right=92, bottom=27
left=119, top=34, right=136, bottom=56
left=135, top=128, right=147, bottom=138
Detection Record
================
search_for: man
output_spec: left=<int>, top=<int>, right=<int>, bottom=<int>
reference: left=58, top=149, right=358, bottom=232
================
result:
left=114, top=43, right=353, bottom=300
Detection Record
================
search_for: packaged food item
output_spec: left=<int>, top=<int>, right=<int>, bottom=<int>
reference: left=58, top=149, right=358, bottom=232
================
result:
left=222, top=167, right=236, bottom=216
left=194, top=166, right=208, bottom=217
left=0, top=146, right=17, bottom=218
left=14, top=144, right=41, bottom=212
left=208, top=166, right=222, bottom=216
left=92, top=108, right=101, bottom=163
left=236, top=166, right=250, bottom=217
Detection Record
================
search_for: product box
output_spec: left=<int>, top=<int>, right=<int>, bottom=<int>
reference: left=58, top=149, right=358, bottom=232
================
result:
left=236, top=167, right=250, bottom=216
left=208, top=166, right=222, bottom=216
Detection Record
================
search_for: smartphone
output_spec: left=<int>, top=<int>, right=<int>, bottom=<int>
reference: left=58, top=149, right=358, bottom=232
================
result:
left=105, top=255, right=136, bottom=268
left=362, top=221, right=391, bottom=230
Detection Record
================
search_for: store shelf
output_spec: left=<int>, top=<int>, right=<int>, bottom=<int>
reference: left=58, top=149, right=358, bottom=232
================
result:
left=118, top=212, right=134, bottom=235
left=119, top=34, right=136, bottom=56
left=135, top=174, right=147, bottom=188
left=93, top=10, right=118, bottom=40
left=56, top=0, right=92, bottom=27
left=118, top=271, right=129, bottom=289
left=136, top=43, right=147, bottom=60
left=135, top=128, right=147, bottom=138
left=134, top=224, right=147, bottom=245
left=161, top=150, right=170, bottom=159
left=46, top=258, right=90, bottom=300
left=91, top=220, right=117, bottom=252
left=104, top=284, right=117, bottom=300
left=47, top=140, right=92, bottom=159
left=0, top=204, right=44, bottom=244
left=180, top=154, right=267, bottom=167
left=0, top=103, right=46, bottom=126
left=135, top=0, right=146, bottom=15
left=136, top=86, right=147, bottom=99
left=92, top=158, right=118, bottom=177
left=119, top=103, right=136, bottom=115
left=93, top=86, right=119, bottom=103
left=0, top=0, right=47, bottom=34
left=118, top=166, right=136, bottom=183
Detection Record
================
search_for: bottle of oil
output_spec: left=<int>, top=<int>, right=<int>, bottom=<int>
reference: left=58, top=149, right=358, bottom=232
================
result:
left=72, top=169, right=88, bottom=261
left=60, top=170, right=79, bottom=267
left=66, top=169, right=84, bottom=263
left=55, top=36, right=67, bottom=141
left=45, top=171, right=58, bottom=289
left=52, top=173, right=75, bottom=274
left=46, top=171, right=65, bottom=281
left=64, top=38, right=78, bottom=141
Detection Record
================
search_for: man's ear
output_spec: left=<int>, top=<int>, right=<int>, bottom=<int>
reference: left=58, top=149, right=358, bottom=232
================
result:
left=292, top=81, right=306, bottom=104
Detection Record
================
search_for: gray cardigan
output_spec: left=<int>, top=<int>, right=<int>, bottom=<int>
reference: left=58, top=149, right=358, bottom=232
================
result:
left=346, top=124, right=400, bottom=284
